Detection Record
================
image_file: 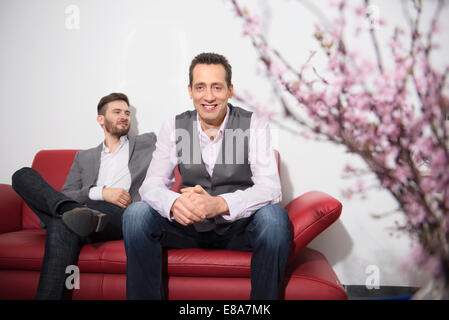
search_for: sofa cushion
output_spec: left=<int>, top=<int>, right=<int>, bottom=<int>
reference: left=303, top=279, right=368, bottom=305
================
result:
left=166, top=248, right=251, bottom=277
left=78, top=240, right=126, bottom=273
left=282, top=247, right=347, bottom=299
left=76, top=241, right=254, bottom=276
left=0, top=229, right=126, bottom=273
left=0, top=229, right=46, bottom=270
left=80, top=245, right=253, bottom=277
left=0, top=230, right=252, bottom=278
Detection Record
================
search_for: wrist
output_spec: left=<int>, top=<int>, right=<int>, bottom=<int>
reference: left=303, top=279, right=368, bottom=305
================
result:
left=214, top=196, right=229, bottom=215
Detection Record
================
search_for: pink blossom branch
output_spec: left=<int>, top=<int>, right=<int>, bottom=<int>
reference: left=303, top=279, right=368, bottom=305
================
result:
left=364, top=0, right=384, bottom=73
left=228, top=0, right=449, bottom=266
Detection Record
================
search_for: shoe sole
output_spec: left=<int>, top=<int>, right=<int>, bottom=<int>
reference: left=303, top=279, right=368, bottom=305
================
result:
left=62, top=208, right=108, bottom=237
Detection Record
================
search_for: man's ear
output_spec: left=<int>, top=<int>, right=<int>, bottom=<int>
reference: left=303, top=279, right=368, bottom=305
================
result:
left=188, top=84, right=193, bottom=99
left=97, top=114, right=104, bottom=126
left=228, top=83, right=234, bottom=99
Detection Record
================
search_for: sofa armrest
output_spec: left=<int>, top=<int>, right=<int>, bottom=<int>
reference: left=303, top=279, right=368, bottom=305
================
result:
left=0, top=184, right=23, bottom=233
left=285, top=190, right=342, bottom=259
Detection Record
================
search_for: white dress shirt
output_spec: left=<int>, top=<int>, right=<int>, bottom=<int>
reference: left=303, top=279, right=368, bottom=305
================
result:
left=89, top=135, right=132, bottom=200
left=139, top=107, right=282, bottom=222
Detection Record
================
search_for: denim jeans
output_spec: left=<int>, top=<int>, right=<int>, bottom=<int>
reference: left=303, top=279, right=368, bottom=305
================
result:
left=122, top=201, right=291, bottom=300
left=11, top=167, right=124, bottom=299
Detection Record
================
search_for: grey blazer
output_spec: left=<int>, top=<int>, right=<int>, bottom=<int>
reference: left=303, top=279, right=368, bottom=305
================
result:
left=61, top=132, right=157, bottom=204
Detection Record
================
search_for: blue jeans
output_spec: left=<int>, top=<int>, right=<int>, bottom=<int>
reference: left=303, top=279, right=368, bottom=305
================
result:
left=122, top=201, right=291, bottom=300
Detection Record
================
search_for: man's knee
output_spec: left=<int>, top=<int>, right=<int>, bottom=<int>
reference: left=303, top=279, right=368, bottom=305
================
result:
left=122, top=201, right=157, bottom=235
left=253, top=204, right=291, bottom=243
left=11, top=167, right=33, bottom=188
left=256, top=204, right=290, bottom=228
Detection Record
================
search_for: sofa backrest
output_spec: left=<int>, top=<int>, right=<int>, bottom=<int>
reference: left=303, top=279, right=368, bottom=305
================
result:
left=22, top=150, right=80, bottom=229
left=23, top=149, right=280, bottom=229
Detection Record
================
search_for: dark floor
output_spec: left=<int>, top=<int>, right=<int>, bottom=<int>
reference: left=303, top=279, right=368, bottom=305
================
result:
left=344, top=285, right=420, bottom=300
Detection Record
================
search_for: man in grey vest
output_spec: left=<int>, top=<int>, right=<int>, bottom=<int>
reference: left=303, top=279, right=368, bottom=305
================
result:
left=122, top=53, right=291, bottom=300
left=11, top=93, right=156, bottom=299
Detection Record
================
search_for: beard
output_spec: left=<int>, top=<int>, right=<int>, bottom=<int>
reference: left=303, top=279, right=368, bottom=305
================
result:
left=104, top=117, right=130, bottom=138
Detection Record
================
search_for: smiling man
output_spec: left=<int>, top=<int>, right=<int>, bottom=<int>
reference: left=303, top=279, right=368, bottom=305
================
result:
left=122, top=53, right=292, bottom=300
left=11, top=93, right=156, bottom=299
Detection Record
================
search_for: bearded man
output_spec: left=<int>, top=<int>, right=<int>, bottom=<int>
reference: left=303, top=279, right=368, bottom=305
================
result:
left=11, top=92, right=156, bottom=299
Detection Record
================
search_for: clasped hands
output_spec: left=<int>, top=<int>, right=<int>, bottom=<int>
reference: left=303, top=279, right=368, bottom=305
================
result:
left=102, top=187, right=132, bottom=209
left=171, top=185, right=229, bottom=226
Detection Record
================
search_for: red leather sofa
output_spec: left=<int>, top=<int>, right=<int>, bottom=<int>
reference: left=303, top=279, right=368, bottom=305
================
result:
left=0, top=149, right=347, bottom=300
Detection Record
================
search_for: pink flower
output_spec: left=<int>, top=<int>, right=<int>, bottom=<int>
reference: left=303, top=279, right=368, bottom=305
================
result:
left=241, top=90, right=254, bottom=102
left=326, top=122, right=339, bottom=136
left=410, top=245, right=426, bottom=265
left=384, top=147, right=399, bottom=169
left=343, top=163, right=355, bottom=173
left=354, top=6, right=366, bottom=17
left=415, top=136, right=434, bottom=155
left=341, top=187, right=354, bottom=200
left=242, top=13, right=262, bottom=36
left=422, top=255, right=442, bottom=276
left=430, top=149, right=446, bottom=169
left=443, top=214, right=449, bottom=233
left=252, top=103, right=278, bottom=118
left=355, top=180, right=364, bottom=193
left=432, top=21, right=442, bottom=33
left=407, top=202, right=427, bottom=226
left=421, top=176, right=437, bottom=194
left=268, top=59, right=287, bottom=77
left=392, top=166, right=411, bottom=184
left=328, top=0, right=343, bottom=8
left=300, top=130, right=312, bottom=140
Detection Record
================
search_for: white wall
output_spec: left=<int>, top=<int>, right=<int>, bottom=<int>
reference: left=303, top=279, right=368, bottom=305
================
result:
left=1, top=0, right=448, bottom=287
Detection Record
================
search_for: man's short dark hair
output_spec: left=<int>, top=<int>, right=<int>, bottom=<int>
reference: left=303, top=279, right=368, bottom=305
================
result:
left=189, top=53, right=232, bottom=88
left=97, top=93, right=129, bottom=115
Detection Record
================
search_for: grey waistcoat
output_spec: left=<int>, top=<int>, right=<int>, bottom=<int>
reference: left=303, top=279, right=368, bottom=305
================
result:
left=175, top=104, right=253, bottom=234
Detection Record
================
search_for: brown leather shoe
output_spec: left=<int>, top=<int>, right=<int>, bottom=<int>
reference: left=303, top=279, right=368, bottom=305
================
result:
left=61, top=207, right=108, bottom=237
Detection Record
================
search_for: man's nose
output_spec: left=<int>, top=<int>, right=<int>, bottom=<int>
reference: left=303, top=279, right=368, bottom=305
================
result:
left=204, top=88, right=215, bottom=101
left=119, top=113, right=130, bottom=121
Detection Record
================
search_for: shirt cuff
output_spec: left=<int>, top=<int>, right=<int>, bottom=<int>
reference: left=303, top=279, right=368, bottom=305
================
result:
left=163, top=191, right=181, bottom=222
left=88, top=186, right=104, bottom=201
left=218, top=192, right=246, bottom=223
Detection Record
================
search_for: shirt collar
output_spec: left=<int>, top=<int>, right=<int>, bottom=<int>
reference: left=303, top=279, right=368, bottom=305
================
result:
left=102, top=135, right=128, bottom=154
